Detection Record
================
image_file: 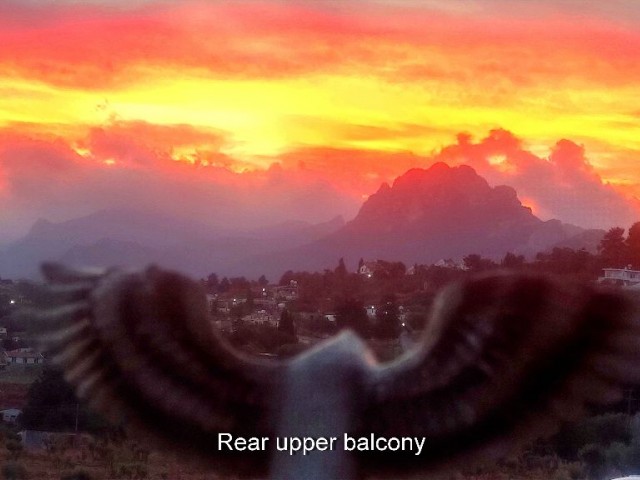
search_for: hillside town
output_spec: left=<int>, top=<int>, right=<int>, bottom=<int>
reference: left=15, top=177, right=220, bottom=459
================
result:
left=0, top=222, right=638, bottom=479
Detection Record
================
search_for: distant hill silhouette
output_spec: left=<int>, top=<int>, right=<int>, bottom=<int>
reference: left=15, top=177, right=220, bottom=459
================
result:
left=0, top=209, right=344, bottom=279
left=0, top=163, right=603, bottom=280
left=234, top=163, right=604, bottom=277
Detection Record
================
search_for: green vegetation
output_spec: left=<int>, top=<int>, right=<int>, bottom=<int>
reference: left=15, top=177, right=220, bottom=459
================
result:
left=20, top=367, right=112, bottom=434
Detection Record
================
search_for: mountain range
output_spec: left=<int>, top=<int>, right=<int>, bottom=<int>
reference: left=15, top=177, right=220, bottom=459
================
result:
left=0, top=209, right=345, bottom=280
left=0, top=162, right=604, bottom=280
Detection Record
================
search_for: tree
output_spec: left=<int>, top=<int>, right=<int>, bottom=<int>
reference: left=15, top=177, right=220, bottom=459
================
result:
left=258, top=275, right=269, bottom=287
left=245, top=289, right=255, bottom=312
left=627, top=222, right=640, bottom=268
left=279, top=270, right=295, bottom=286
left=501, top=252, right=525, bottom=269
left=463, top=254, right=497, bottom=272
left=278, top=309, right=296, bottom=337
left=230, top=304, right=245, bottom=321
left=335, top=258, right=347, bottom=277
left=205, top=273, right=219, bottom=293
left=0, top=288, right=19, bottom=319
left=61, top=471, right=93, bottom=480
left=598, top=227, right=628, bottom=268
left=2, top=462, right=27, bottom=480
left=232, top=323, right=296, bottom=354
left=372, top=261, right=406, bottom=281
left=229, top=277, right=251, bottom=293
left=334, top=297, right=370, bottom=338
left=375, top=294, right=400, bottom=339
left=218, top=277, right=231, bottom=293
left=535, top=247, right=596, bottom=276
left=21, top=367, right=109, bottom=433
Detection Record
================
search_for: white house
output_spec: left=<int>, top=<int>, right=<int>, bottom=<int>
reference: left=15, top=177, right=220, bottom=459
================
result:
left=358, top=261, right=379, bottom=278
left=434, top=258, right=465, bottom=270
left=1, top=408, right=21, bottom=424
left=598, top=268, right=640, bottom=287
left=323, top=313, right=337, bottom=323
left=274, top=282, right=298, bottom=301
left=6, top=349, right=45, bottom=365
left=242, top=311, right=278, bottom=326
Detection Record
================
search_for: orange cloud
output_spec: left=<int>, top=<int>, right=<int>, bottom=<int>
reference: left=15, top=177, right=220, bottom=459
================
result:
left=276, top=146, right=425, bottom=195
left=2, top=1, right=639, bottom=92
left=0, top=123, right=359, bottom=242
left=2, top=1, right=637, bottom=164
left=2, top=120, right=636, bottom=243
left=79, top=120, right=232, bottom=168
left=0, top=1, right=398, bottom=89
left=1, top=0, right=639, bottom=238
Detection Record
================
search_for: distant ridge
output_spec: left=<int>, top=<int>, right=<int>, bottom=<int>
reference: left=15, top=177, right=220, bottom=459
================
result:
left=0, top=163, right=603, bottom=280
left=0, top=209, right=345, bottom=279
left=235, top=163, right=604, bottom=277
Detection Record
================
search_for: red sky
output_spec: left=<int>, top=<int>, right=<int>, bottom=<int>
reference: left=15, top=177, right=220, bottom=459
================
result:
left=1, top=0, right=640, bottom=241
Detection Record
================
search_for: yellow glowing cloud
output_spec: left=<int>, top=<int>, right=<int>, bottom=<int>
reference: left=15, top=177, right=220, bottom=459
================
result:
left=1, top=0, right=640, bottom=198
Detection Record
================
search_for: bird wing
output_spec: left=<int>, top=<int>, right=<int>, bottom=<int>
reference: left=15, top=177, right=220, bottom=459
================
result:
left=361, top=273, right=640, bottom=475
left=32, top=263, right=284, bottom=477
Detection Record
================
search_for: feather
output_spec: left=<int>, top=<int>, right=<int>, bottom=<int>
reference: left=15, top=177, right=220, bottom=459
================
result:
left=29, top=265, right=640, bottom=479
left=360, top=273, right=640, bottom=476
left=33, top=263, right=284, bottom=477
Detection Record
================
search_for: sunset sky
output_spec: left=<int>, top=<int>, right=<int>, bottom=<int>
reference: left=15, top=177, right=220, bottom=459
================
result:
left=1, top=0, right=640, bottom=242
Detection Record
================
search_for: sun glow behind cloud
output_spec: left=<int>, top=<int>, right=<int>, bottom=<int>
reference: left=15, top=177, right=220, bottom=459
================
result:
left=1, top=0, right=640, bottom=238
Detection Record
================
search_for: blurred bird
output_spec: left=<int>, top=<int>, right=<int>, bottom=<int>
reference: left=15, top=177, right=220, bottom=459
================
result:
left=25, top=263, right=640, bottom=479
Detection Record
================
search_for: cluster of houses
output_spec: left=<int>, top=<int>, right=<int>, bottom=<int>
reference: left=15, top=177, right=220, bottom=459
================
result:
left=358, top=258, right=467, bottom=278
left=0, top=278, right=28, bottom=307
left=360, top=259, right=640, bottom=289
left=0, top=322, right=44, bottom=368
left=1, top=348, right=45, bottom=366
left=207, top=280, right=301, bottom=330
left=320, top=304, right=409, bottom=325
left=0, top=321, right=44, bottom=368
left=0, top=280, right=44, bottom=365
left=204, top=259, right=475, bottom=331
